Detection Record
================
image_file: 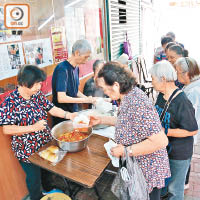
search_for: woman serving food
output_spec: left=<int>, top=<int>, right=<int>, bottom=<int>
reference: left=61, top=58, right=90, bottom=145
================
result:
left=0, top=65, right=76, bottom=200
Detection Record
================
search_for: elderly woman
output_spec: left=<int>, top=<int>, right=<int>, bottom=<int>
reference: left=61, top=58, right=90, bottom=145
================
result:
left=166, top=44, right=188, bottom=89
left=149, top=60, right=198, bottom=200
left=166, top=44, right=185, bottom=65
left=175, top=57, right=200, bottom=142
left=0, top=65, right=76, bottom=200
left=91, top=62, right=170, bottom=200
left=175, top=57, right=200, bottom=189
left=83, top=59, right=106, bottom=98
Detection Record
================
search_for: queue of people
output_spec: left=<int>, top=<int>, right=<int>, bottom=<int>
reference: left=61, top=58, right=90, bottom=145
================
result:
left=0, top=34, right=199, bottom=200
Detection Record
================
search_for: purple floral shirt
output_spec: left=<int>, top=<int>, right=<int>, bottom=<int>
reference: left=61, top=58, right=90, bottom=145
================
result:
left=115, top=87, right=171, bottom=193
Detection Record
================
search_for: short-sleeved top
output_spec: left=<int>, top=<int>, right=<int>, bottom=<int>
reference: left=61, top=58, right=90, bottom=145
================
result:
left=155, top=91, right=198, bottom=160
left=154, top=47, right=167, bottom=63
left=0, top=88, right=54, bottom=162
left=52, top=60, right=79, bottom=113
left=115, top=87, right=171, bottom=193
left=184, top=78, right=200, bottom=137
left=155, top=50, right=167, bottom=62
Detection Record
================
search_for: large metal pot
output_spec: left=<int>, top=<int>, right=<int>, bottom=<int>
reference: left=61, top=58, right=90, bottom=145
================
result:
left=51, top=120, right=92, bottom=152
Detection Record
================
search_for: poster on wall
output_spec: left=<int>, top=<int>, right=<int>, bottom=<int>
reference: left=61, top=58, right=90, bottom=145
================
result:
left=64, top=7, right=85, bottom=56
left=51, top=27, right=68, bottom=63
left=23, top=38, right=53, bottom=67
left=84, top=8, right=102, bottom=57
left=0, top=6, right=21, bottom=43
left=0, top=42, right=24, bottom=80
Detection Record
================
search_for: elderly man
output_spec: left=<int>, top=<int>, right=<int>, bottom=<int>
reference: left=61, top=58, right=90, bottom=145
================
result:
left=52, top=39, right=97, bottom=126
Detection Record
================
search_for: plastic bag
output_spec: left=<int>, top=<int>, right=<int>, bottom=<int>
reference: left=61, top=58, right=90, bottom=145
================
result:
left=111, top=148, right=149, bottom=200
left=104, top=140, right=119, bottom=167
left=39, top=145, right=67, bottom=166
left=123, top=32, right=133, bottom=60
left=73, top=114, right=90, bottom=129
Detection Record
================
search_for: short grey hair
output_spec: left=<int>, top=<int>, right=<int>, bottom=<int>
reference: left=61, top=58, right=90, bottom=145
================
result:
left=175, top=57, right=200, bottom=81
left=175, top=57, right=188, bottom=72
left=72, top=39, right=92, bottom=55
left=149, top=60, right=177, bottom=82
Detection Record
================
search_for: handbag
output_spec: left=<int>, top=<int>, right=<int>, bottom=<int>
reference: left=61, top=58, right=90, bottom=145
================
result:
left=111, top=148, right=149, bottom=200
left=123, top=32, right=133, bottom=60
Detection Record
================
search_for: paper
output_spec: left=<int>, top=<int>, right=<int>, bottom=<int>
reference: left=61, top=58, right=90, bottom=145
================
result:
left=0, top=42, right=24, bottom=80
left=93, top=126, right=115, bottom=139
left=23, top=38, right=53, bottom=67
left=104, top=140, right=119, bottom=167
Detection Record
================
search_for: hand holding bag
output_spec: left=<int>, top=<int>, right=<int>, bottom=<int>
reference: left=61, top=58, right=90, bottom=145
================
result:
left=111, top=147, right=149, bottom=200
left=123, top=32, right=133, bottom=60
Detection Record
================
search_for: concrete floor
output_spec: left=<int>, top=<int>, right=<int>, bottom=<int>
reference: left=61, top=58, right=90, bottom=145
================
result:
left=184, top=135, right=200, bottom=200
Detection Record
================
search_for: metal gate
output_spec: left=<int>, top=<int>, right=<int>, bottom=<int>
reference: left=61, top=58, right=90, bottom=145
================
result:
left=106, top=0, right=141, bottom=61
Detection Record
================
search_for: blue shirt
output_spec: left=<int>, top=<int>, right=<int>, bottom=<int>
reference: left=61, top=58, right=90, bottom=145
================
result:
left=52, top=60, right=79, bottom=115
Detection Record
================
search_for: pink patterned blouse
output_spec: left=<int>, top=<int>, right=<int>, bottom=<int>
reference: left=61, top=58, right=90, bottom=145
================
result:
left=115, top=87, right=171, bottom=193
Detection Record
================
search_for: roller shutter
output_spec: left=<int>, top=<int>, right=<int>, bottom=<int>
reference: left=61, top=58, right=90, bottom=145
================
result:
left=106, top=0, right=141, bottom=61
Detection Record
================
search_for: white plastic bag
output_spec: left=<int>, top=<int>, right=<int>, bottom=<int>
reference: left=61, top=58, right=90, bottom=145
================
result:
left=104, top=140, right=119, bottom=167
left=111, top=147, right=149, bottom=200
left=73, top=114, right=90, bottom=129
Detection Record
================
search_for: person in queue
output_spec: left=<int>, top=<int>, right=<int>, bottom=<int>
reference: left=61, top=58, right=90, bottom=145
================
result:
left=166, top=31, right=176, bottom=42
left=83, top=59, right=106, bottom=98
left=90, top=62, right=171, bottom=200
left=154, top=36, right=173, bottom=64
left=166, top=44, right=187, bottom=89
left=175, top=57, right=200, bottom=190
left=149, top=60, right=198, bottom=200
left=0, top=65, right=76, bottom=200
left=165, top=42, right=176, bottom=54
left=166, top=31, right=184, bottom=48
left=166, top=44, right=188, bottom=65
left=52, top=39, right=98, bottom=126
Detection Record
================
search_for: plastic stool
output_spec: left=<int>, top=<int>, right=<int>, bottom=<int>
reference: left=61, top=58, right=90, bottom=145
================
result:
left=41, top=192, right=71, bottom=200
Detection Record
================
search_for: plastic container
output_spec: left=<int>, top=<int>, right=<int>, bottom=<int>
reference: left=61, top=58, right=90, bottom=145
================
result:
left=72, top=114, right=90, bottom=129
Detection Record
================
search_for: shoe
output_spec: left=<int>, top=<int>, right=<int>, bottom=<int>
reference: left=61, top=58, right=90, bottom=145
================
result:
left=184, top=183, right=189, bottom=190
left=42, top=188, right=63, bottom=195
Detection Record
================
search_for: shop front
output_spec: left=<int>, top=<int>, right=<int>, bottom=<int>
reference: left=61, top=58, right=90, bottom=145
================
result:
left=0, top=0, right=107, bottom=199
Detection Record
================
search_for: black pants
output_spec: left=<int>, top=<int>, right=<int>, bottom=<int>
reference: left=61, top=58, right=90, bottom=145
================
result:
left=149, top=187, right=161, bottom=200
left=19, top=161, right=43, bottom=200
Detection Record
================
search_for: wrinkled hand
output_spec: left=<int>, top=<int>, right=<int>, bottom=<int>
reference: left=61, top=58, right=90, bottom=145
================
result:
left=89, top=115, right=101, bottom=127
left=110, top=144, right=124, bottom=158
left=34, top=120, right=47, bottom=131
left=69, top=112, right=78, bottom=120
